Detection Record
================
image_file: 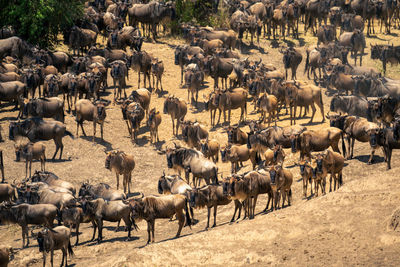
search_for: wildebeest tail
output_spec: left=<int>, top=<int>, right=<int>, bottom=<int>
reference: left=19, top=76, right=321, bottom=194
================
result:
left=184, top=197, right=192, bottom=229
left=64, top=130, right=75, bottom=139
left=289, top=189, right=292, bottom=197
left=67, top=240, right=74, bottom=257
left=341, top=132, right=346, bottom=158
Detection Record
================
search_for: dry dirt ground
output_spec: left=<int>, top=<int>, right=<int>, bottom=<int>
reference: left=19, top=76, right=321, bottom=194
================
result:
left=2, top=23, right=400, bottom=266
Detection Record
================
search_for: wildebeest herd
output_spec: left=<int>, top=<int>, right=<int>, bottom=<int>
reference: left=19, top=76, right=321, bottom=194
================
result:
left=1, top=0, right=400, bottom=266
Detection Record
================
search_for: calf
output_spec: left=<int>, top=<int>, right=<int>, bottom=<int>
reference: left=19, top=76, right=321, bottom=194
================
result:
left=147, top=108, right=161, bottom=144
left=221, top=144, right=258, bottom=173
left=298, top=160, right=314, bottom=198
left=263, top=144, right=285, bottom=166
left=181, top=120, right=208, bottom=150
left=62, top=206, right=96, bottom=246
left=151, top=58, right=164, bottom=92
left=37, top=226, right=74, bottom=267
left=314, top=150, right=344, bottom=192
left=268, top=165, right=293, bottom=209
left=257, top=93, right=279, bottom=126
left=0, top=183, right=17, bottom=202
left=110, top=60, right=128, bottom=101
left=226, top=126, right=247, bottom=145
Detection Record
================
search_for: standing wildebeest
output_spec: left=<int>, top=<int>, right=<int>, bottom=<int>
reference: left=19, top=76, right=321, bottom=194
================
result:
left=181, top=120, right=208, bottom=150
left=14, top=140, right=46, bottom=178
left=130, top=50, right=152, bottom=89
left=291, top=127, right=343, bottom=160
left=79, top=182, right=125, bottom=201
left=158, top=173, right=192, bottom=195
left=200, top=138, right=220, bottom=163
left=189, top=184, right=237, bottom=229
left=268, top=165, right=293, bottom=209
left=21, top=68, right=41, bottom=99
left=36, top=226, right=74, bottom=267
left=317, top=24, right=336, bottom=45
left=226, top=126, right=248, bottom=145
left=206, top=56, right=234, bottom=89
left=339, top=29, right=365, bottom=66
left=105, top=150, right=135, bottom=194
left=123, top=102, right=145, bottom=143
left=82, top=198, right=133, bottom=242
left=147, top=108, right=161, bottom=144
left=281, top=47, right=302, bottom=80
left=328, top=114, right=379, bottom=160
left=298, top=160, right=314, bottom=198
left=163, top=96, right=187, bottom=136
left=151, top=58, right=164, bottom=93
left=314, top=150, right=344, bottom=192
left=128, top=194, right=191, bottom=244
left=0, top=37, right=32, bottom=59
left=75, top=99, right=110, bottom=142
left=107, top=26, right=143, bottom=52
left=43, top=74, right=60, bottom=98
left=61, top=205, right=96, bottom=246
left=257, top=93, right=279, bottom=126
left=34, top=50, right=72, bottom=74
left=370, top=44, right=400, bottom=75
left=247, top=125, right=307, bottom=152
left=330, top=95, right=369, bottom=118
left=110, top=60, right=128, bottom=101
left=69, top=26, right=97, bottom=56
left=23, top=97, right=65, bottom=123
left=215, top=88, right=248, bottom=125
left=0, top=202, right=57, bottom=247
left=262, top=144, right=286, bottom=166
left=0, top=81, right=25, bottom=118
left=174, top=45, right=204, bottom=85
left=9, top=118, right=74, bottom=160
left=166, top=146, right=218, bottom=186
left=284, top=81, right=324, bottom=125
left=184, top=66, right=204, bottom=107
left=30, top=171, right=76, bottom=196
left=221, top=144, right=258, bottom=173
left=128, top=88, right=151, bottom=120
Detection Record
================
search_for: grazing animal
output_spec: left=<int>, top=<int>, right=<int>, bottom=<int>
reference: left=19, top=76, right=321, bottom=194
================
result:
left=180, top=120, right=209, bottom=150
left=0, top=81, right=25, bottom=118
left=61, top=206, right=96, bottom=246
left=37, top=226, right=74, bottom=267
left=105, top=150, right=135, bottom=194
left=215, top=88, right=248, bottom=125
left=339, top=29, right=365, bottom=66
left=262, top=145, right=286, bottom=166
left=128, top=194, right=191, bottom=244
left=110, top=60, right=128, bottom=101
left=151, top=58, right=164, bottom=92
left=130, top=50, right=152, bottom=88
left=298, top=160, right=314, bottom=198
left=226, top=126, right=248, bottom=145
left=14, top=140, right=46, bottom=178
left=330, top=95, right=368, bottom=118
left=9, top=118, right=74, bottom=160
left=147, top=108, right=162, bottom=143
left=268, top=165, right=293, bottom=209
left=314, top=150, right=344, bottom=193
left=23, top=97, right=65, bottom=123
left=221, top=144, right=258, bottom=173
left=0, top=183, right=17, bottom=203
left=75, top=99, right=110, bottom=142
left=257, top=93, right=279, bottom=126
left=282, top=47, right=303, bottom=80
left=0, top=202, right=57, bottom=247
left=128, top=88, right=151, bottom=120
left=163, top=96, right=187, bottom=136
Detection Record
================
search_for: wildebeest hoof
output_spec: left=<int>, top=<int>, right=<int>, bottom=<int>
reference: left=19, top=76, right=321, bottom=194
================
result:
left=211, top=224, right=216, bottom=228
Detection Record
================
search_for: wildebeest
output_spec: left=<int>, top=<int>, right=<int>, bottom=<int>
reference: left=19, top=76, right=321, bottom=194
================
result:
left=317, top=24, right=336, bottom=44
left=0, top=37, right=32, bottom=59
left=110, top=60, right=128, bottom=101
left=200, top=138, right=220, bottom=163
left=339, top=29, right=365, bottom=66
left=215, top=88, right=248, bottom=125
left=291, top=127, right=343, bottom=160
left=30, top=171, right=76, bottom=196
left=163, top=96, right=187, bottom=136
left=0, top=183, right=17, bottom=203
left=147, top=108, right=161, bottom=144
left=284, top=81, right=324, bottom=125
left=262, top=144, right=286, bottom=166
left=79, top=182, right=125, bottom=201
left=370, top=44, right=400, bottom=74
left=130, top=50, right=152, bottom=89
left=122, top=101, right=145, bottom=143
left=298, top=160, right=314, bottom=198
left=221, top=144, right=258, bottom=173
left=69, top=26, right=97, bottom=56
left=189, top=184, right=236, bottom=229
left=0, top=72, right=20, bottom=82
left=42, top=74, right=60, bottom=98
left=0, top=246, right=13, bottom=267
left=330, top=95, right=369, bottom=118
left=61, top=205, right=96, bottom=246
left=184, top=66, right=204, bottom=106
left=75, top=99, right=110, bottom=142
left=83, top=198, right=133, bottom=242
left=257, top=93, right=279, bottom=126
left=0, top=81, right=25, bottom=118
left=151, top=58, right=164, bottom=93
left=281, top=47, right=303, bottom=80
left=226, top=125, right=248, bottom=145
left=128, top=88, right=151, bottom=120
left=23, top=97, right=65, bottom=123
left=174, top=45, right=204, bottom=85
left=314, top=150, right=344, bottom=192
left=181, top=120, right=208, bottom=150
left=158, top=173, right=192, bottom=195
left=9, top=118, right=74, bottom=160
left=328, top=114, right=379, bottom=161
left=107, top=26, right=143, bottom=51
left=21, top=68, right=41, bottom=99
left=105, top=150, right=135, bottom=194
left=268, top=164, right=293, bottom=209
left=166, top=145, right=218, bottom=186
left=36, top=226, right=74, bottom=267
left=128, top=194, right=191, bottom=244
left=14, top=140, right=46, bottom=178
left=0, top=202, right=57, bottom=247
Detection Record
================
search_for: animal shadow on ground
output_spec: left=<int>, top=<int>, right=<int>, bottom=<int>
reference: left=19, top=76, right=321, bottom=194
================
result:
left=50, top=157, right=73, bottom=163
left=137, top=233, right=193, bottom=249
left=354, top=154, right=385, bottom=164
left=80, top=136, right=113, bottom=151
left=153, top=140, right=166, bottom=151
left=135, top=136, right=149, bottom=146
left=86, top=236, right=139, bottom=246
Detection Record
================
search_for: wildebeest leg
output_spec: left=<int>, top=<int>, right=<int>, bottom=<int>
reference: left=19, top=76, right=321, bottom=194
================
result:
left=281, top=191, right=286, bottom=208
left=50, top=249, right=54, bottom=267
left=212, top=206, right=218, bottom=227
left=61, top=247, right=66, bottom=267
left=251, top=195, right=258, bottom=219
left=206, top=207, right=211, bottom=229
left=303, top=176, right=308, bottom=198
left=93, top=121, right=97, bottom=142
left=116, top=173, right=120, bottom=190
left=146, top=221, right=152, bottom=244
left=80, top=122, right=87, bottom=137
left=308, top=104, right=316, bottom=123
left=176, top=210, right=185, bottom=238
left=97, top=219, right=103, bottom=242
left=22, top=225, right=28, bottom=247
left=387, top=148, right=392, bottom=170
left=171, top=117, right=175, bottom=135
left=138, top=72, right=141, bottom=88
left=90, top=221, right=97, bottom=241
left=329, top=173, right=333, bottom=192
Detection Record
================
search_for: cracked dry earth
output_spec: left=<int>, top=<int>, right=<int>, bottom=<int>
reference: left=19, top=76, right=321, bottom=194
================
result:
left=2, top=26, right=400, bottom=266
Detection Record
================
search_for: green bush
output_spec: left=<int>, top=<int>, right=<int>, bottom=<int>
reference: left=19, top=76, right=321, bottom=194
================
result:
left=0, top=0, right=85, bottom=48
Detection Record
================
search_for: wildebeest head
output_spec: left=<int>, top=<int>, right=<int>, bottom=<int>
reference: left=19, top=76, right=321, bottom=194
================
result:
left=220, top=144, right=232, bottom=162
left=226, top=126, right=235, bottom=143
left=189, top=188, right=208, bottom=209
left=157, top=171, right=172, bottom=194
left=314, top=153, right=324, bottom=174
left=105, top=150, right=118, bottom=170
left=37, top=228, right=50, bottom=252
left=0, top=202, right=15, bottom=224
left=129, top=198, right=145, bottom=221
left=370, top=44, right=382, bottom=60
left=110, top=30, right=119, bottom=47
left=273, top=145, right=282, bottom=161
left=78, top=182, right=91, bottom=197
left=368, top=128, right=381, bottom=148
left=367, top=99, right=379, bottom=122
left=298, top=160, right=309, bottom=175
left=111, top=61, right=123, bottom=78
left=326, top=111, right=346, bottom=128
left=47, top=75, right=59, bottom=97
left=200, top=139, right=209, bottom=155
left=174, top=46, right=183, bottom=65
left=269, top=165, right=278, bottom=185
left=393, top=119, right=400, bottom=140
left=166, top=148, right=176, bottom=168
left=289, top=134, right=300, bottom=153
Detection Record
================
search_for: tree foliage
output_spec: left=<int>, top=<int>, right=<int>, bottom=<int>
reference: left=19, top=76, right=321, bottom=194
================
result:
left=0, top=0, right=85, bottom=48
